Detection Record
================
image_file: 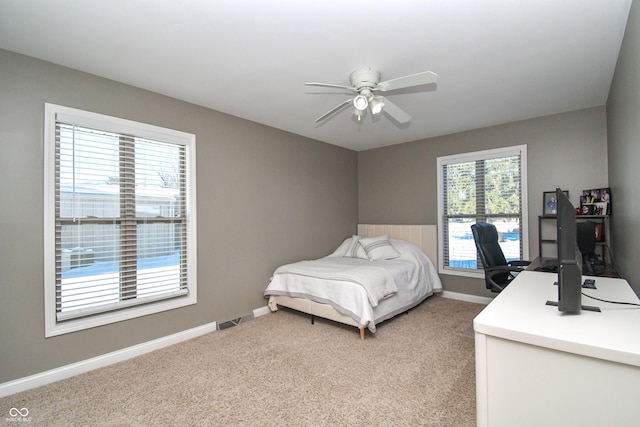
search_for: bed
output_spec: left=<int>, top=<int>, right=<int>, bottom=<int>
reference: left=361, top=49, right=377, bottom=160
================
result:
left=264, top=224, right=442, bottom=340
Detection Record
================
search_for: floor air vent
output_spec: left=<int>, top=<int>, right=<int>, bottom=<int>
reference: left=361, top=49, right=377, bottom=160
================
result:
left=217, top=313, right=254, bottom=331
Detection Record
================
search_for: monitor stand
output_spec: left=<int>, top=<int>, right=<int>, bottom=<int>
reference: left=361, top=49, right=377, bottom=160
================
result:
left=546, top=280, right=601, bottom=312
left=545, top=300, right=601, bottom=312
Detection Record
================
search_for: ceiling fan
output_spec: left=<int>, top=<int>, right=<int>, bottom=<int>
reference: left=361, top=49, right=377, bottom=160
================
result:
left=306, top=68, right=438, bottom=124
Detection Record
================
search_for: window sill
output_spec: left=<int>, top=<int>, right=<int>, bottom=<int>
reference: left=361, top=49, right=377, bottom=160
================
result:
left=439, top=267, right=485, bottom=280
left=45, top=293, right=196, bottom=338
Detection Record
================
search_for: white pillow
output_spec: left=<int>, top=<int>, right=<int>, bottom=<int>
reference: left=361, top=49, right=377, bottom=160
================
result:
left=343, top=235, right=368, bottom=259
left=359, top=234, right=401, bottom=261
left=327, top=237, right=352, bottom=257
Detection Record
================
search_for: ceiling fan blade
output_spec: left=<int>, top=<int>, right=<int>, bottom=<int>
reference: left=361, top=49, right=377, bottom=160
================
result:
left=376, top=71, right=438, bottom=92
left=314, top=98, right=353, bottom=122
left=306, top=82, right=356, bottom=91
left=380, top=97, right=411, bottom=124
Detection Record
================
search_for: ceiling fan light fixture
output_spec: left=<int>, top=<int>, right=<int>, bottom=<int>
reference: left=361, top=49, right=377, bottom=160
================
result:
left=307, top=68, right=438, bottom=124
left=353, top=95, right=368, bottom=111
left=370, top=96, right=385, bottom=114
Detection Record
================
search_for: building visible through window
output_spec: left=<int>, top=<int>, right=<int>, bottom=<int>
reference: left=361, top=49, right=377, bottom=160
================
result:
left=44, top=104, right=197, bottom=336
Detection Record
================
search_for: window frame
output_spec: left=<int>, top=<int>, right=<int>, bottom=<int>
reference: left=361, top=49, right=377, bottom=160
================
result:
left=436, top=145, right=528, bottom=278
left=44, top=103, right=197, bottom=337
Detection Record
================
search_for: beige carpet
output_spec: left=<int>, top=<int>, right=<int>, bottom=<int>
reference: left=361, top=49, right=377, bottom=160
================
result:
left=1, top=296, right=485, bottom=426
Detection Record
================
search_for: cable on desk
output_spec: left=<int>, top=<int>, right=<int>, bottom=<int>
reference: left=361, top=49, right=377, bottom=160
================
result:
left=581, top=292, right=640, bottom=307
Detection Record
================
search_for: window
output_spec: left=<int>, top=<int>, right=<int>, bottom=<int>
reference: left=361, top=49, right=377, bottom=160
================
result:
left=44, top=104, right=197, bottom=337
left=437, top=145, right=528, bottom=277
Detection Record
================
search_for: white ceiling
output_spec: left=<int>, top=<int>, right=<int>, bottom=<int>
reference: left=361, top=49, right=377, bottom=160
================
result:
left=0, top=0, right=632, bottom=151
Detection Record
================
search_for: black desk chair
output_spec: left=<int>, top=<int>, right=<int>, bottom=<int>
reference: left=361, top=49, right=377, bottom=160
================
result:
left=577, top=221, right=605, bottom=276
left=471, top=223, right=531, bottom=293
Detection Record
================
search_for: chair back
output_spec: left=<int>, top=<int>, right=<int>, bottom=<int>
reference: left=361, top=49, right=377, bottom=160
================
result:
left=576, top=221, right=603, bottom=275
left=471, top=223, right=508, bottom=267
left=471, top=223, right=511, bottom=289
left=576, top=221, right=596, bottom=256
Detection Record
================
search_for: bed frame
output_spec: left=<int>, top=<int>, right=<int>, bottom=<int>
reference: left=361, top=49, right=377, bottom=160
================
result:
left=271, top=224, right=438, bottom=340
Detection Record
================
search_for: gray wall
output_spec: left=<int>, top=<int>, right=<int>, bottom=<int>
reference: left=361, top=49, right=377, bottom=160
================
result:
left=607, top=0, right=640, bottom=295
left=4, top=12, right=638, bottom=382
left=359, top=107, right=609, bottom=298
left=0, top=49, right=358, bottom=383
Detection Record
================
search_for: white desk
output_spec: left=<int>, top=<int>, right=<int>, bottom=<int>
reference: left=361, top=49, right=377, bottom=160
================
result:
left=474, top=271, right=640, bottom=427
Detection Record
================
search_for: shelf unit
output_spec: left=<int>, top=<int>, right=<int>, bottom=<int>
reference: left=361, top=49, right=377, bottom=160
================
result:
left=538, top=215, right=612, bottom=266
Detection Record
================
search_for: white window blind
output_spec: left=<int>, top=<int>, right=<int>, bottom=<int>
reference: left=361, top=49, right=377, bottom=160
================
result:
left=44, top=104, right=197, bottom=336
left=437, top=146, right=528, bottom=276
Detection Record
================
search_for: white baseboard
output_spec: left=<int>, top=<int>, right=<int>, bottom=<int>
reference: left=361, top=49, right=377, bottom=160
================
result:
left=440, top=290, right=493, bottom=305
left=0, top=321, right=217, bottom=398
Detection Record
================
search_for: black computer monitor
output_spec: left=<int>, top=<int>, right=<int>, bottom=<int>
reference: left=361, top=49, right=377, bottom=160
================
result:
left=555, top=187, right=582, bottom=313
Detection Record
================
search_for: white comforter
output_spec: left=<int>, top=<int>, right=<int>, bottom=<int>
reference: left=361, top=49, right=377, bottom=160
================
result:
left=264, top=239, right=442, bottom=333
left=272, top=259, right=397, bottom=307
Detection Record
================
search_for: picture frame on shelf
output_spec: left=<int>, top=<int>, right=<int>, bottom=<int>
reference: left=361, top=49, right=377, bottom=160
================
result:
left=543, top=190, right=568, bottom=215
left=580, top=187, right=611, bottom=215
